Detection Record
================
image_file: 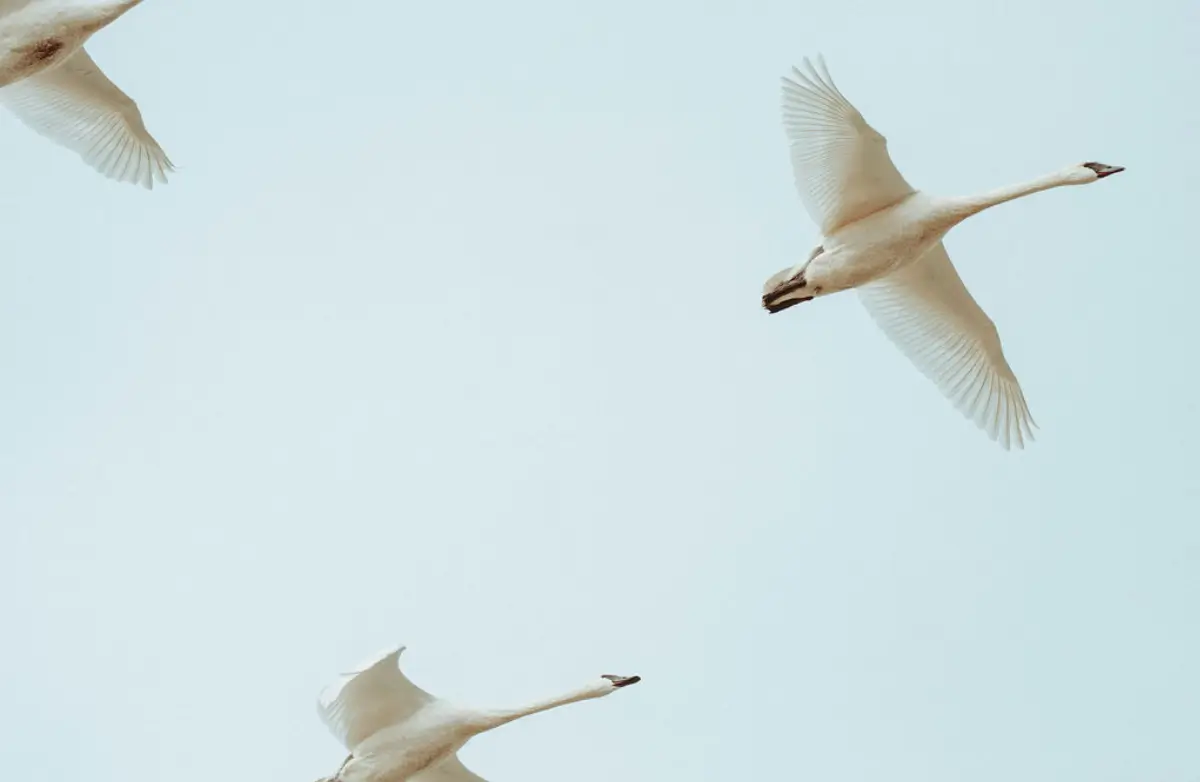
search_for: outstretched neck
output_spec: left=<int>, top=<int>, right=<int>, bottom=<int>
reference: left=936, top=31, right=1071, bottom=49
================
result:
left=470, top=685, right=600, bottom=733
left=945, top=168, right=1078, bottom=221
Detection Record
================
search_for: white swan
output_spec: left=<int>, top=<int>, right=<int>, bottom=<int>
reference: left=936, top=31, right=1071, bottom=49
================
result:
left=314, top=645, right=641, bottom=782
left=0, top=0, right=171, bottom=187
left=762, top=56, right=1123, bottom=449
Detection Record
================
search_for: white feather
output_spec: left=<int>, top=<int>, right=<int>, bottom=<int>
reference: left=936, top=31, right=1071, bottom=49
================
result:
left=781, top=55, right=914, bottom=234
left=0, top=48, right=171, bottom=188
left=857, top=242, right=1036, bottom=449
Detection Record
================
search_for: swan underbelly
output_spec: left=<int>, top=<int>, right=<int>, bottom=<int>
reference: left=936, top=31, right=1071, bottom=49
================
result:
left=808, top=195, right=951, bottom=292
left=0, top=33, right=85, bottom=87
left=340, top=713, right=472, bottom=782
left=0, top=9, right=97, bottom=88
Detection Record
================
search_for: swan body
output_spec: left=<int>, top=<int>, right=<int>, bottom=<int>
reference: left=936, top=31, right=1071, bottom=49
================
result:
left=315, top=645, right=640, bottom=782
left=0, top=0, right=172, bottom=187
left=763, top=56, right=1123, bottom=449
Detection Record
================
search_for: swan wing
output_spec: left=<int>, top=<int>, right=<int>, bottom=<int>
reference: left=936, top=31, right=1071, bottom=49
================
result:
left=411, top=756, right=488, bottom=782
left=0, top=47, right=172, bottom=188
left=316, top=645, right=436, bottom=751
left=781, top=56, right=914, bottom=234
left=856, top=242, right=1036, bottom=449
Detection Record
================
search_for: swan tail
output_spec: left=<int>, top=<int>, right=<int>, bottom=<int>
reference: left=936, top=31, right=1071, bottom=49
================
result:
left=762, top=268, right=816, bottom=313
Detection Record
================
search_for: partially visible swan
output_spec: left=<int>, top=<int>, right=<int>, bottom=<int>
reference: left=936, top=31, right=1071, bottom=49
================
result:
left=0, top=0, right=171, bottom=187
left=315, top=645, right=641, bottom=782
left=762, top=56, right=1123, bottom=449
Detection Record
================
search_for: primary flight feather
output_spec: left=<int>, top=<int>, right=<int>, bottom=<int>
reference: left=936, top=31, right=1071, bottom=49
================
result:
left=0, top=0, right=172, bottom=188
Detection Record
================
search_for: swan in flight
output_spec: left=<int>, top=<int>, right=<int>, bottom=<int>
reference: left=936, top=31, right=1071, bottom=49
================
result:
left=314, top=645, right=641, bottom=782
left=0, top=0, right=171, bottom=187
left=762, top=56, right=1123, bottom=449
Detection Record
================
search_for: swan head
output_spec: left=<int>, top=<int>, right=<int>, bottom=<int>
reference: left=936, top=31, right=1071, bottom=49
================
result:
left=1074, top=161, right=1125, bottom=183
left=597, top=674, right=642, bottom=694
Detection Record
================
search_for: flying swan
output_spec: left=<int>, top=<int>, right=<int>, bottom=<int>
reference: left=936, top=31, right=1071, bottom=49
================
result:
left=0, top=0, right=172, bottom=187
left=314, top=644, right=641, bottom=782
left=762, top=55, right=1123, bottom=449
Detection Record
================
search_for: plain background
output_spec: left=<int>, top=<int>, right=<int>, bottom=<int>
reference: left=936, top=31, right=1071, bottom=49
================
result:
left=1, top=0, right=1197, bottom=781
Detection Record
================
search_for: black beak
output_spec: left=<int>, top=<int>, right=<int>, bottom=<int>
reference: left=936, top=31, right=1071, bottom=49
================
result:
left=1083, top=162, right=1125, bottom=178
left=602, top=674, right=641, bottom=688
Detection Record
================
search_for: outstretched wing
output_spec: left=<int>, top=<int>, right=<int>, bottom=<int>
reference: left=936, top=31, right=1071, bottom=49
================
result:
left=0, top=47, right=172, bottom=188
left=781, top=55, right=914, bottom=234
left=857, top=242, right=1036, bottom=450
left=316, top=645, right=436, bottom=751
left=411, top=755, right=489, bottom=782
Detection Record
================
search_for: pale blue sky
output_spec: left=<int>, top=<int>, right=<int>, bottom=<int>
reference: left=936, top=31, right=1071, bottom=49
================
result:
left=0, top=0, right=1196, bottom=781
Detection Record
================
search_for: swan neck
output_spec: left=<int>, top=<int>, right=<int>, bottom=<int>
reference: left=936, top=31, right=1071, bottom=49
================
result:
left=472, top=685, right=599, bottom=732
left=949, top=170, right=1075, bottom=219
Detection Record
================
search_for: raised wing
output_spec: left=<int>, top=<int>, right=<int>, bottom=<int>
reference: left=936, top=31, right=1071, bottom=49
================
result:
left=857, top=243, right=1036, bottom=449
left=411, top=755, right=489, bottom=782
left=781, top=56, right=914, bottom=235
left=0, top=47, right=172, bottom=188
left=317, top=645, right=436, bottom=751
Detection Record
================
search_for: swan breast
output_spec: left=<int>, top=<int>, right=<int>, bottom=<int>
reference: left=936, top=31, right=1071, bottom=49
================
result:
left=813, top=194, right=956, bottom=289
left=341, top=709, right=474, bottom=782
